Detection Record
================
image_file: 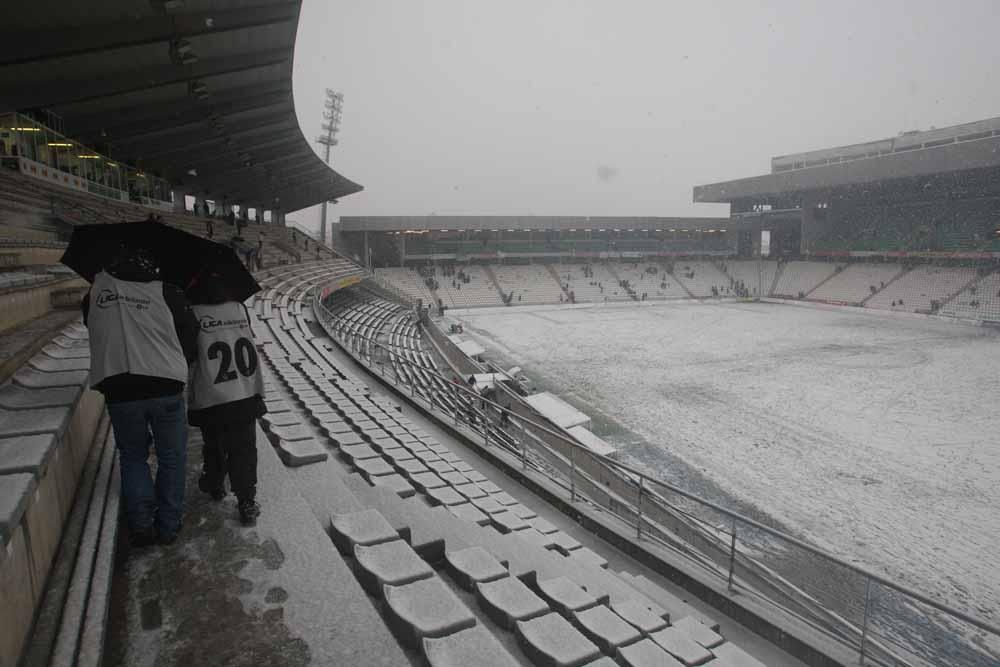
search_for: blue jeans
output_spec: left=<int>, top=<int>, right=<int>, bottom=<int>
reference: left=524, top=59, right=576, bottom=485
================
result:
left=107, top=394, right=188, bottom=538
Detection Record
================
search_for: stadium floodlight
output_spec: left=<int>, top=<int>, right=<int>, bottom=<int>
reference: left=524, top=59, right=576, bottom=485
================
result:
left=316, top=89, right=344, bottom=245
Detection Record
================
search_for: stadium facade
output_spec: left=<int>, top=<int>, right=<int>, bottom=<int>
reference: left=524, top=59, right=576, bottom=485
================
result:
left=694, top=116, right=1000, bottom=259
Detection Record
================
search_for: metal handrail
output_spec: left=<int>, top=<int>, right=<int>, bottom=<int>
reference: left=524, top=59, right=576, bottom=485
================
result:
left=312, top=288, right=1000, bottom=665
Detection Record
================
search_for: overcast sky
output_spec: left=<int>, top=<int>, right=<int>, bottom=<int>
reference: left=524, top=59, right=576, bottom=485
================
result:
left=290, top=0, right=1000, bottom=229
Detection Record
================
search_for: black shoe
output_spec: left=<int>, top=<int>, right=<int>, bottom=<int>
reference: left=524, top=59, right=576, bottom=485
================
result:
left=157, top=531, right=179, bottom=546
left=129, top=526, right=157, bottom=549
left=198, top=473, right=226, bottom=501
left=237, top=499, right=261, bottom=526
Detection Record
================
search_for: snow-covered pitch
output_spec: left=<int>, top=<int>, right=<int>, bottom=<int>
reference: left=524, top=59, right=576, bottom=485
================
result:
left=450, top=300, right=1000, bottom=619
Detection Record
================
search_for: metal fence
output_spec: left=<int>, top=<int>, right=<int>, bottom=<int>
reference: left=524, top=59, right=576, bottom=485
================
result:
left=312, top=289, right=1000, bottom=667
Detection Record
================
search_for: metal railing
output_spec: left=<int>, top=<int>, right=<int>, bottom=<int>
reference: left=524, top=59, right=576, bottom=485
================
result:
left=312, top=288, right=1000, bottom=667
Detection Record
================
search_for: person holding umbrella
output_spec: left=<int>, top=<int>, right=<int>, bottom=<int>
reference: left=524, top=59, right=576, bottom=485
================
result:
left=64, top=220, right=261, bottom=545
left=185, top=266, right=267, bottom=526
left=79, top=246, right=199, bottom=547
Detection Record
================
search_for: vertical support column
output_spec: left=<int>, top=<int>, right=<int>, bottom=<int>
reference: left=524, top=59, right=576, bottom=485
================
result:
left=172, top=189, right=187, bottom=213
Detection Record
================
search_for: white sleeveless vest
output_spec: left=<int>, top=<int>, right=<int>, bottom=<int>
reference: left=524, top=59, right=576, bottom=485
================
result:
left=188, top=301, right=264, bottom=410
left=88, top=272, right=188, bottom=387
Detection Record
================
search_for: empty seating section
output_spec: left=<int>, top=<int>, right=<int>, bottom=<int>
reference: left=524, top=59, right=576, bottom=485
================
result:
left=435, top=265, right=502, bottom=308
left=772, top=261, right=840, bottom=298
left=294, top=283, right=765, bottom=666
left=612, top=262, right=685, bottom=299
left=941, top=271, right=1000, bottom=322
left=808, top=263, right=902, bottom=304
left=559, top=263, right=630, bottom=302
left=718, top=260, right=779, bottom=297
left=866, top=266, right=977, bottom=313
left=670, top=261, right=729, bottom=297
left=492, top=265, right=564, bottom=304
left=375, top=267, right=437, bottom=304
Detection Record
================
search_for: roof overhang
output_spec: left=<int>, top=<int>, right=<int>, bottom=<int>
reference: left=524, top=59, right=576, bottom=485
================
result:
left=694, top=135, right=1000, bottom=203
left=0, top=0, right=362, bottom=213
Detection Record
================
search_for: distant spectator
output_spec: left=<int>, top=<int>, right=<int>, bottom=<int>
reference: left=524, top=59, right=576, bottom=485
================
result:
left=206, top=219, right=214, bottom=239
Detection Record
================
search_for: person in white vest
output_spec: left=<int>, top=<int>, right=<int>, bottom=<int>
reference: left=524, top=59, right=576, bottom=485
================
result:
left=82, top=247, right=199, bottom=547
left=186, top=276, right=267, bottom=526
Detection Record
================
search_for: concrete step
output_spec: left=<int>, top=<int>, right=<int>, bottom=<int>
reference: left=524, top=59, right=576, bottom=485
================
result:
left=491, top=509, right=531, bottom=533
left=354, top=457, right=395, bottom=480
left=670, top=616, right=724, bottom=649
left=516, top=612, right=602, bottom=667
left=609, top=598, right=668, bottom=634
left=569, top=545, right=608, bottom=569
left=617, top=638, right=685, bottom=667
left=423, top=624, right=521, bottom=667
left=572, top=604, right=643, bottom=656
left=647, top=626, right=713, bottom=666
left=383, top=576, right=477, bottom=649
left=284, top=457, right=364, bottom=525
left=536, top=577, right=603, bottom=616
left=426, top=485, right=466, bottom=507
left=448, top=502, right=490, bottom=526
left=338, top=443, right=381, bottom=464
left=371, top=473, right=416, bottom=498
left=475, top=575, right=550, bottom=630
left=620, top=573, right=718, bottom=631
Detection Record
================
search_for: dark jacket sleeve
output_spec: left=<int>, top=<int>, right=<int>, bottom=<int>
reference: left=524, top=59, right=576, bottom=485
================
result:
left=81, top=289, right=91, bottom=326
left=163, top=284, right=199, bottom=362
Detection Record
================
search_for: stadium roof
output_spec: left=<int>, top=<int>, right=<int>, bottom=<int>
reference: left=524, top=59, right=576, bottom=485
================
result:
left=0, top=0, right=362, bottom=213
left=339, top=215, right=730, bottom=232
left=694, top=123, right=1000, bottom=204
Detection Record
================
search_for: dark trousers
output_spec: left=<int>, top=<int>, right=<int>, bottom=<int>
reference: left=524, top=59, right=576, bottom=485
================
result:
left=200, top=419, right=258, bottom=501
left=107, top=394, right=188, bottom=536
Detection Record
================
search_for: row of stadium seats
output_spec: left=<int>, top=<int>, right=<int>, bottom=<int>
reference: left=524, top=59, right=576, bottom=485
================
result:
left=492, top=265, right=565, bottom=304
left=865, top=265, right=978, bottom=312
left=434, top=265, right=504, bottom=308
left=807, top=263, right=904, bottom=304
left=306, top=284, right=775, bottom=666
left=376, top=259, right=1000, bottom=322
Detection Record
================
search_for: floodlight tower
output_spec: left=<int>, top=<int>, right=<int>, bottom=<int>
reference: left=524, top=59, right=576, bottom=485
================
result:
left=316, top=89, right=343, bottom=246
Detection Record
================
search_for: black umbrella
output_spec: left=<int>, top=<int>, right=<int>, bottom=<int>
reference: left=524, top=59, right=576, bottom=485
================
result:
left=186, top=248, right=263, bottom=304
left=60, top=220, right=261, bottom=302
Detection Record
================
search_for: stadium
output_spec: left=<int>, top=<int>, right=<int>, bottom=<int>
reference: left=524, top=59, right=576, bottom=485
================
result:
left=0, top=2, right=997, bottom=667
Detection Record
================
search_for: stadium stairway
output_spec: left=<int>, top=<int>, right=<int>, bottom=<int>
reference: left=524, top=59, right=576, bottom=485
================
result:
left=247, top=265, right=791, bottom=666
left=544, top=264, right=574, bottom=301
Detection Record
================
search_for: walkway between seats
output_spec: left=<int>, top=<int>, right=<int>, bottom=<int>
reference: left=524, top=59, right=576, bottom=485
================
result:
left=103, top=426, right=409, bottom=667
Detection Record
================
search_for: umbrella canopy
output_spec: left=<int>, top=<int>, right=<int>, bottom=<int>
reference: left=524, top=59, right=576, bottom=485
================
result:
left=186, top=250, right=262, bottom=305
left=60, top=220, right=260, bottom=302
